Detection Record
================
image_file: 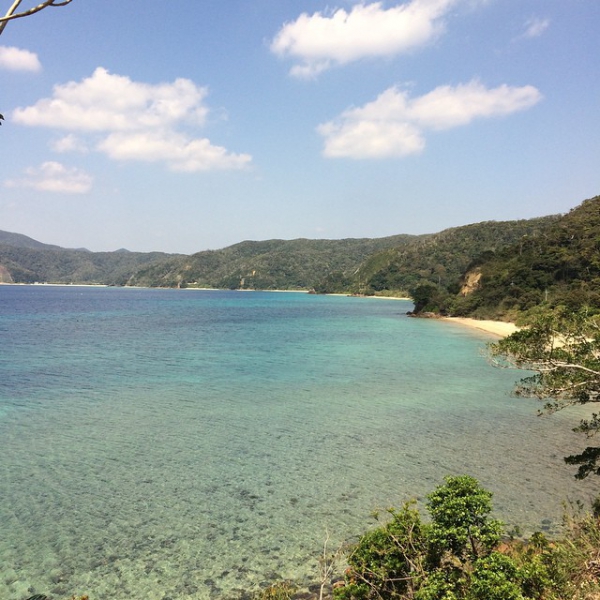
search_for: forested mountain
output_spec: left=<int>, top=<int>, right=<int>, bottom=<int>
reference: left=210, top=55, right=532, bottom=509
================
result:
left=0, top=230, right=419, bottom=287
left=315, top=216, right=559, bottom=296
left=0, top=230, right=64, bottom=251
left=127, top=235, right=421, bottom=289
left=448, top=195, right=600, bottom=320
left=0, top=240, right=178, bottom=285
left=1, top=194, right=594, bottom=299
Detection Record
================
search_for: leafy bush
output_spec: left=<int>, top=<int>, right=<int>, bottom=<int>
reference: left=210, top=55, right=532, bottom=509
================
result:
left=336, top=502, right=428, bottom=600
left=426, top=475, right=502, bottom=562
left=335, top=476, right=551, bottom=600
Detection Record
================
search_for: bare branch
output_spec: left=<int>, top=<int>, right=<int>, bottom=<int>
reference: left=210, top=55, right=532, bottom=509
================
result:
left=0, top=0, right=73, bottom=35
left=318, top=528, right=344, bottom=600
left=539, top=362, right=600, bottom=377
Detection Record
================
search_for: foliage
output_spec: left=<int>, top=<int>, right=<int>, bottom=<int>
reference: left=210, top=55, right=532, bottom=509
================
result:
left=336, top=476, right=547, bottom=600
left=130, top=235, right=419, bottom=291
left=490, top=307, right=600, bottom=478
left=0, top=242, right=179, bottom=286
left=337, top=502, right=428, bottom=600
left=361, top=216, right=557, bottom=304
left=409, top=282, right=452, bottom=315
left=0, top=229, right=418, bottom=289
left=128, top=214, right=558, bottom=293
left=451, top=195, right=600, bottom=320
left=0, top=195, right=593, bottom=295
left=426, top=475, right=502, bottom=562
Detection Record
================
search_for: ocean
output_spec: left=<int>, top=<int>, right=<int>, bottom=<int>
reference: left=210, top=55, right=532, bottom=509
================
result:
left=0, top=286, right=595, bottom=600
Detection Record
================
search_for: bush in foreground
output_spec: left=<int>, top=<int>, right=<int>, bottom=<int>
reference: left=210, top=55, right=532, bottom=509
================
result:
left=334, top=475, right=600, bottom=600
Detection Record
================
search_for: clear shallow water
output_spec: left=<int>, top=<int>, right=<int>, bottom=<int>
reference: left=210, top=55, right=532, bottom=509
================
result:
left=0, top=286, right=596, bottom=600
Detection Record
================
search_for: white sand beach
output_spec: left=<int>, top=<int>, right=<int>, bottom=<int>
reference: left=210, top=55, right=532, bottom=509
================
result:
left=442, top=317, right=519, bottom=338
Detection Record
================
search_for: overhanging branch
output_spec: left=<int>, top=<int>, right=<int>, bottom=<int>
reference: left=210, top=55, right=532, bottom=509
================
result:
left=0, top=0, right=73, bottom=35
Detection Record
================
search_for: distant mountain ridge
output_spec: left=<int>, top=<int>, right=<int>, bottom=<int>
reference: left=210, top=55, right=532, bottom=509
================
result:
left=314, top=216, right=560, bottom=297
left=0, top=233, right=179, bottom=285
left=0, top=196, right=591, bottom=297
left=0, top=229, right=423, bottom=287
left=127, top=234, right=425, bottom=290
left=0, top=230, right=64, bottom=251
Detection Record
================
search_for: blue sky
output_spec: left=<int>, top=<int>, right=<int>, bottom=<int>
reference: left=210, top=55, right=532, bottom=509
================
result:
left=1, top=0, right=598, bottom=254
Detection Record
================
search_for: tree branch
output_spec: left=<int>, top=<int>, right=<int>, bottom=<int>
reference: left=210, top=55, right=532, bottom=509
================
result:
left=0, top=0, right=73, bottom=35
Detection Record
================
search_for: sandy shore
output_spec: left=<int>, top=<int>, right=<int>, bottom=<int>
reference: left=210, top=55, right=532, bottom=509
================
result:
left=441, top=317, right=519, bottom=338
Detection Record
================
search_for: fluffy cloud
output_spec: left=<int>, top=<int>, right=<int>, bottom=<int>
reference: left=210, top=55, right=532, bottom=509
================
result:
left=98, top=131, right=251, bottom=172
left=522, top=17, right=550, bottom=39
left=0, top=46, right=41, bottom=71
left=318, top=80, right=542, bottom=158
left=5, top=162, right=93, bottom=194
left=271, top=0, right=461, bottom=78
left=13, top=67, right=252, bottom=172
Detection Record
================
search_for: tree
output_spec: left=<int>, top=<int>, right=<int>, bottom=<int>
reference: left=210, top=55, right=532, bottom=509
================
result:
left=0, top=0, right=73, bottom=36
left=409, top=281, right=451, bottom=314
left=489, top=307, right=600, bottom=478
left=426, top=475, right=502, bottom=562
left=335, top=476, right=548, bottom=600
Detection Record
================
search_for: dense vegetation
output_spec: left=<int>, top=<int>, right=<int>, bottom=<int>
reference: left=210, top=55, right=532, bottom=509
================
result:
left=0, top=243, right=178, bottom=285
left=2, top=195, right=596, bottom=307
left=127, top=235, right=421, bottom=290
left=409, top=195, right=600, bottom=320
left=0, top=229, right=420, bottom=288
left=316, top=217, right=558, bottom=298
left=258, top=476, right=600, bottom=600
left=333, top=478, right=600, bottom=600
left=0, top=215, right=556, bottom=292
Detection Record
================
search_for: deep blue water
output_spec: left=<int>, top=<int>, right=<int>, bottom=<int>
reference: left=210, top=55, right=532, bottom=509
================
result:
left=0, top=286, right=595, bottom=600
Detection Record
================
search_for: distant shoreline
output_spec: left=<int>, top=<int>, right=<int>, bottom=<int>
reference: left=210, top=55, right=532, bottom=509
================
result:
left=0, top=282, right=109, bottom=287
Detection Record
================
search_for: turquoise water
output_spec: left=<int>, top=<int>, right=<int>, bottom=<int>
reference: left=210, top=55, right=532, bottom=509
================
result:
left=0, top=286, right=596, bottom=600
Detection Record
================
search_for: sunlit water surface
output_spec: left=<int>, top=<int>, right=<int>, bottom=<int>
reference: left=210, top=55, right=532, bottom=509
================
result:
left=0, top=286, right=596, bottom=600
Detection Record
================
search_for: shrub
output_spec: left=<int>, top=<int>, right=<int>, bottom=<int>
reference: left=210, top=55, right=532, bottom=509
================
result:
left=335, top=476, right=551, bottom=600
left=336, top=502, right=428, bottom=600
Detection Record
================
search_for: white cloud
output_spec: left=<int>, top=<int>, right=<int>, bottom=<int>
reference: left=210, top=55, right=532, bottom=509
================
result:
left=0, top=45, right=41, bottom=72
left=271, top=0, right=462, bottom=78
left=14, top=68, right=209, bottom=131
left=318, top=80, right=542, bottom=158
left=5, top=162, right=93, bottom=194
left=12, top=67, right=252, bottom=172
left=51, top=134, right=89, bottom=153
left=98, top=131, right=251, bottom=172
left=522, top=17, right=550, bottom=39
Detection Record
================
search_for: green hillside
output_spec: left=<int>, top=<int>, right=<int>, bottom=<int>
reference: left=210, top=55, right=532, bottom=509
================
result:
left=2, top=195, right=593, bottom=299
left=127, top=235, right=421, bottom=289
left=449, top=195, right=600, bottom=320
left=0, top=230, right=64, bottom=251
left=0, top=241, right=178, bottom=285
left=316, top=216, right=559, bottom=297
